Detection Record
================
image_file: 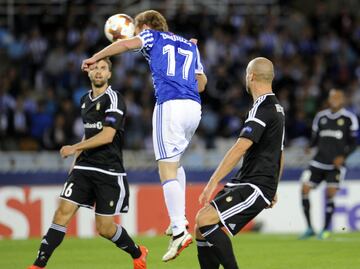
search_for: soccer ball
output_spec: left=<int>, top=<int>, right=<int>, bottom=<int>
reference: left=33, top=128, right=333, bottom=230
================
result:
left=104, top=14, right=135, bottom=42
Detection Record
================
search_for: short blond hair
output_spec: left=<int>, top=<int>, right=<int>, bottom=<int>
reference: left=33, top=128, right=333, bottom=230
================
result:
left=135, top=10, right=168, bottom=32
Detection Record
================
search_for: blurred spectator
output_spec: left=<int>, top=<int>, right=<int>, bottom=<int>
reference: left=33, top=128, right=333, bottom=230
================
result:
left=0, top=1, right=359, bottom=151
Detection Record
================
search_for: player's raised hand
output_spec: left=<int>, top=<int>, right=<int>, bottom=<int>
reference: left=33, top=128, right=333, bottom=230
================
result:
left=60, top=145, right=76, bottom=159
left=199, top=182, right=217, bottom=205
left=81, top=57, right=97, bottom=72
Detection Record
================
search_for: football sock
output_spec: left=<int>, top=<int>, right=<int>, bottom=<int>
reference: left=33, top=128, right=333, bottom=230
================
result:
left=111, top=224, right=141, bottom=259
left=177, top=166, right=187, bottom=223
left=197, top=239, right=220, bottom=269
left=302, top=194, right=312, bottom=229
left=323, top=197, right=335, bottom=230
left=33, top=223, right=66, bottom=267
left=177, top=166, right=186, bottom=192
left=199, top=225, right=238, bottom=269
left=162, top=179, right=186, bottom=236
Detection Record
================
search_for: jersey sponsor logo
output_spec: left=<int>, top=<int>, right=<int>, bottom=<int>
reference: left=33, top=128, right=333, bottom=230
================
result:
left=319, top=129, right=343, bottom=139
left=84, top=122, right=103, bottom=130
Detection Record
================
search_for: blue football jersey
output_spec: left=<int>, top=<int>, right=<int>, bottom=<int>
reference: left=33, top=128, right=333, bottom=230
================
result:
left=138, top=29, right=204, bottom=104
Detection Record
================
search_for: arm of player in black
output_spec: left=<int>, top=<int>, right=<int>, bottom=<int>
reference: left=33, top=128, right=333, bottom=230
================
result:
left=199, top=137, right=254, bottom=205
left=267, top=151, right=285, bottom=209
left=334, top=120, right=359, bottom=168
left=60, top=127, right=116, bottom=158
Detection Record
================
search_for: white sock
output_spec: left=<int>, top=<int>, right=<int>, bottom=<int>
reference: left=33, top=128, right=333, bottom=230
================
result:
left=162, top=179, right=186, bottom=236
left=177, top=166, right=187, bottom=223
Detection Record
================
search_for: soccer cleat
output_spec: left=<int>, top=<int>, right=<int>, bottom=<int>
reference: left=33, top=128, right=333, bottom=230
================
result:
left=298, top=228, right=316, bottom=240
left=165, top=219, right=190, bottom=236
left=317, top=230, right=331, bottom=240
left=133, top=245, right=148, bottom=269
left=162, top=232, right=193, bottom=262
left=27, top=266, right=45, bottom=269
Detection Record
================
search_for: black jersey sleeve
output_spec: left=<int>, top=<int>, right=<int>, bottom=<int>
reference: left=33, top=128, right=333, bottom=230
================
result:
left=239, top=106, right=269, bottom=143
left=103, top=92, right=126, bottom=130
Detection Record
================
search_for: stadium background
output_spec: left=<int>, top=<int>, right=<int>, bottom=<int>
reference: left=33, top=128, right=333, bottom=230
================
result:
left=0, top=0, right=360, bottom=240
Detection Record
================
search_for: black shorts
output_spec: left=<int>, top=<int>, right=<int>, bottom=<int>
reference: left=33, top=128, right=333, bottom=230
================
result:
left=211, top=183, right=270, bottom=236
left=301, top=165, right=346, bottom=188
left=60, top=168, right=129, bottom=215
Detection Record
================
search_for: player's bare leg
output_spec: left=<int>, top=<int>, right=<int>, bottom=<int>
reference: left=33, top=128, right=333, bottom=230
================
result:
left=299, top=183, right=316, bottom=239
left=28, top=199, right=78, bottom=269
left=318, top=186, right=337, bottom=239
left=158, top=160, right=192, bottom=261
left=197, top=205, right=239, bottom=269
left=95, top=215, right=148, bottom=269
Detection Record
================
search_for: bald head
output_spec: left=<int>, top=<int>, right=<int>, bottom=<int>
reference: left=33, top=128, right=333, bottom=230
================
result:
left=247, top=57, right=274, bottom=83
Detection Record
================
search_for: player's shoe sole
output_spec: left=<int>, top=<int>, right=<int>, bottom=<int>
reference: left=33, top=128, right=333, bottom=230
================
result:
left=162, top=233, right=193, bottom=262
left=27, top=266, right=45, bottom=269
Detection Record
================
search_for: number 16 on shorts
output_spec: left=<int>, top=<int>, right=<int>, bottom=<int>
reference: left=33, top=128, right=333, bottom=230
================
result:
left=61, top=182, right=74, bottom=198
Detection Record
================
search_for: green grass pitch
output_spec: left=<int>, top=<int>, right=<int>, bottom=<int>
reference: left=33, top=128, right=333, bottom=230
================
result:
left=1, top=233, right=359, bottom=268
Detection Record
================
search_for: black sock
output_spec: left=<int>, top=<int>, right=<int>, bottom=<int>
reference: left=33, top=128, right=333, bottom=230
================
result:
left=111, top=225, right=141, bottom=259
left=33, top=223, right=66, bottom=267
left=324, top=198, right=335, bottom=230
left=302, top=195, right=312, bottom=229
left=199, top=225, right=238, bottom=269
left=197, top=239, right=220, bottom=269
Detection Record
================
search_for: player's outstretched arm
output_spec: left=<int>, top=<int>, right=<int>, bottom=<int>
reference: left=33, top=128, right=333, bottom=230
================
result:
left=60, top=127, right=116, bottom=158
left=199, top=138, right=253, bottom=205
left=81, top=37, right=142, bottom=71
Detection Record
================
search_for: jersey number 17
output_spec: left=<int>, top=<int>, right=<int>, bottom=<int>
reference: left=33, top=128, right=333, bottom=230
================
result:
left=163, top=44, right=193, bottom=80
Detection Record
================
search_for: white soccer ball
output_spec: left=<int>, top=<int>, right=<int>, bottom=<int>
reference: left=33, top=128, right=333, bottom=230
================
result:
left=104, top=14, right=135, bottom=42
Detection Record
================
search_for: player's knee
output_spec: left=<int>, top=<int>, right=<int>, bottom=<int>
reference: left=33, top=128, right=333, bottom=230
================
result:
left=196, top=206, right=214, bottom=228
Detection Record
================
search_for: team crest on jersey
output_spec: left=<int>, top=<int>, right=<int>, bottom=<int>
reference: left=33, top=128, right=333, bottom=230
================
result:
left=226, top=196, right=233, bottom=202
left=81, top=103, right=85, bottom=109
left=337, top=118, right=344, bottom=126
left=96, top=102, right=101, bottom=111
left=320, top=118, right=327, bottom=125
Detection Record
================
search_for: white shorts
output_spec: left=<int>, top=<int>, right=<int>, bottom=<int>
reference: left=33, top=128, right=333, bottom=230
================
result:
left=152, top=99, right=201, bottom=161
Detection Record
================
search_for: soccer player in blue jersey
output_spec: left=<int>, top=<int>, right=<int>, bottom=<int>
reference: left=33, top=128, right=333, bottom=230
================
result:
left=82, top=10, right=207, bottom=261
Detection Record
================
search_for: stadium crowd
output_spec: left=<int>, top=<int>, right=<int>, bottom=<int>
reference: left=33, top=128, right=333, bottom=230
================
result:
left=0, top=2, right=360, bottom=151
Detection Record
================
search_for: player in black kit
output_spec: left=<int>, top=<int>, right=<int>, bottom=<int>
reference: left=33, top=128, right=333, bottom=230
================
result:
left=28, top=58, right=148, bottom=269
left=195, top=57, right=285, bottom=269
left=299, top=89, right=359, bottom=240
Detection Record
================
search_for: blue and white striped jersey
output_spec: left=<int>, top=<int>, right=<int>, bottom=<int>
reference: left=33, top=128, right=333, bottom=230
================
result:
left=138, top=29, right=204, bottom=104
